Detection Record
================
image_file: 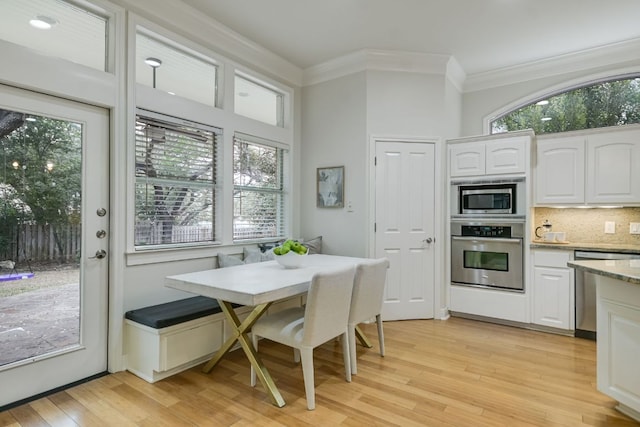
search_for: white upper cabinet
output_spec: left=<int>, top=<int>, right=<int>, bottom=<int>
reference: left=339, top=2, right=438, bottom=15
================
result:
left=535, top=126, right=640, bottom=205
left=536, top=135, right=586, bottom=204
left=587, top=129, right=640, bottom=204
left=485, top=137, right=528, bottom=176
left=449, top=135, right=529, bottom=178
left=449, top=143, right=485, bottom=176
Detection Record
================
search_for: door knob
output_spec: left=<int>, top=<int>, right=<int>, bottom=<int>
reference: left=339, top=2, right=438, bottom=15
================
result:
left=423, top=237, right=434, bottom=244
left=90, top=249, right=107, bottom=259
left=96, top=208, right=107, bottom=217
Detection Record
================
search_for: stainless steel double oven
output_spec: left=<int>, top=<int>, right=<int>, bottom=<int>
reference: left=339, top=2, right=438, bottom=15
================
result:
left=450, top=179, right=526, bottom=292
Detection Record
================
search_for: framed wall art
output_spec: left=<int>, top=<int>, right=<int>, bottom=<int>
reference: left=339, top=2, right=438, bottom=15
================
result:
left=316, top=166, right=344, bottom=208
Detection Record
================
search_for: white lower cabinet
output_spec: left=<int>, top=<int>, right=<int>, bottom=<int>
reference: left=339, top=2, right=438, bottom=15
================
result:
left=532, top=249, right=574, bottom=331
left=596, top=276, right=640, bottom=421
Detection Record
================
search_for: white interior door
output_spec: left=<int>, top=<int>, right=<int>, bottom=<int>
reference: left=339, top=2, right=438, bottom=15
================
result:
left=374, top=139, right=435, bottom=320
left=0, top=85, right=108, bottom=408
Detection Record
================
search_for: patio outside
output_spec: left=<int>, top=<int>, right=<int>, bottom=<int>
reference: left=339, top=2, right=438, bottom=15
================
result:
left=0, top=263, right=79, bottom=366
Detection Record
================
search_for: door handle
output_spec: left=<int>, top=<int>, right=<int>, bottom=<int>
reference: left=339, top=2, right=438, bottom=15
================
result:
left=89, top=249, right=107, bottom=260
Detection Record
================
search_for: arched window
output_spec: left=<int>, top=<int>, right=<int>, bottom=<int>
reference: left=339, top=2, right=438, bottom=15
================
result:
left=491, top=76, right=640, bottom=134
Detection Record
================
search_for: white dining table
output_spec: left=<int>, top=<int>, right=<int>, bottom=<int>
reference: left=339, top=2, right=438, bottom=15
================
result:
left=165, top=254, right=373, bottom=407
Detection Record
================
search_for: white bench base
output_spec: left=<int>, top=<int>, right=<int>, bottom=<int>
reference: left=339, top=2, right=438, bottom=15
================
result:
left=124, top=297, right=302, bottom=383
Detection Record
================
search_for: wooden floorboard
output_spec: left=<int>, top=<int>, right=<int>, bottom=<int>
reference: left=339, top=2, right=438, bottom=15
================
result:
left=2, top=317, right=639, bottom=426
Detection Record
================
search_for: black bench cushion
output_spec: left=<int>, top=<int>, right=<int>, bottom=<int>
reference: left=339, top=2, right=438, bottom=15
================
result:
left=125, top=296, right=239, bottom=329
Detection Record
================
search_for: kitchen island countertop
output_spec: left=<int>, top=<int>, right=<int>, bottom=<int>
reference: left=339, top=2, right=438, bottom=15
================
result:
left=531, top=241, right=640, bottom=254
left=567, top=259, right=640, bottom=285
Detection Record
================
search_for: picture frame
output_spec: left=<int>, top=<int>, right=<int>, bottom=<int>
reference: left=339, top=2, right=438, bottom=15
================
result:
left=316, top=166, right=344, bottom=208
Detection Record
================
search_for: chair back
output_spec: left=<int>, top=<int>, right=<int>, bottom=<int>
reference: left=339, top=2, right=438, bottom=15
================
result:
left=349, top=258, right=389, bottom=324
left=302, top=265, right=356, bottom=347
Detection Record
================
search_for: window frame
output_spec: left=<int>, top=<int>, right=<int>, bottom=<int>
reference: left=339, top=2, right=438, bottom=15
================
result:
left=133, top=109, right=222, bottom=250
left=488, top=73, right=640, bottom=135
left=234, top=71, right=285, bottom=127
left=126, top=13, right=295, bottom=265
left=232, top=133, right=289, bottom=243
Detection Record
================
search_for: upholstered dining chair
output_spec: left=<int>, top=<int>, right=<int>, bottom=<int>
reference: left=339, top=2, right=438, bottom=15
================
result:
left=348, top=258, right=389, bottom=375
left=250, top=265, right=356, bottom=410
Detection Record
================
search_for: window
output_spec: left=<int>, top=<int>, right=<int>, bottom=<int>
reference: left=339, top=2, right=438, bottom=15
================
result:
left=233, top=134, right=287, bottom=241
left=0, top=0, right=108, bottom=71
left=134, top=111, right=220, bottom=247
left=234, top=73, right=284, bottom=127
left=491, top=76, right=640, bottom=134
left=136, top=30, right=218, bottom=107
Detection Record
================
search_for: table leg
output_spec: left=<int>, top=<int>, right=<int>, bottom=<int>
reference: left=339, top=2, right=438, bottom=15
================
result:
left=355, top=324, right=373, bottom=348
left=202, top=300, right=286, bottom=408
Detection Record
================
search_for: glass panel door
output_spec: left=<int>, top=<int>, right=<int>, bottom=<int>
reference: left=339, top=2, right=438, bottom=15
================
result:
left=0, top=85, right=108, bottom=408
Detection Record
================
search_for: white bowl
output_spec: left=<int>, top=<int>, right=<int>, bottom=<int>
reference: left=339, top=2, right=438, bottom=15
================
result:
left=274, top=249, right=308, bottom=269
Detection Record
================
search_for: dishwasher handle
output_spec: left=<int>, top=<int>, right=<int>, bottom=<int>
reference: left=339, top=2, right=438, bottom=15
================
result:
left=575, top=251, right=640, bottom=260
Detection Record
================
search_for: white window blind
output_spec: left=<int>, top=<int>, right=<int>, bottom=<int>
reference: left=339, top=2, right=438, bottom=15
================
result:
left=233, top=133, right=287, bottom=241
left=135, top=111, right=220, bottom=247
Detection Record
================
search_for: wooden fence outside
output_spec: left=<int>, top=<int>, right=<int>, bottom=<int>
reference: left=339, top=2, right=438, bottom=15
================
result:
left=0, top=223, right=81, bottom=264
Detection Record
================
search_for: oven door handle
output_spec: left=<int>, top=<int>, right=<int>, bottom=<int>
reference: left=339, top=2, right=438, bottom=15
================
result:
left=451, top=236, right=522, bottom=244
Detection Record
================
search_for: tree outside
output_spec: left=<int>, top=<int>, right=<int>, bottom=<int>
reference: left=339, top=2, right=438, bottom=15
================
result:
left=492, top=77, right=640, bottom=134
left=233, top=139, right=282, bottom=240
left=0, top=109, right=81, bottom=264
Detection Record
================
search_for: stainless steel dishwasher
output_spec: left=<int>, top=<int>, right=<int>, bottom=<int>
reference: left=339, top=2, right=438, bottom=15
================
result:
left=574, top=250, right=640, bottom=340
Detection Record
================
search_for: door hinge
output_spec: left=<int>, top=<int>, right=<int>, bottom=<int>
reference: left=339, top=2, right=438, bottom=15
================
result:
left=374, top=156, right=377, bottom=166
left=374, top=223, right=377, bottom=232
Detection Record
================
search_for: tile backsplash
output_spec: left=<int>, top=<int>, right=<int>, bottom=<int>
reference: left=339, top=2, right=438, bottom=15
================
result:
left=533, top=207, right=640, bottom=245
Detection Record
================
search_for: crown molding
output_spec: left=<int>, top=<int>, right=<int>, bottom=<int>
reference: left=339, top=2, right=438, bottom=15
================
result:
left=464, top=37, right=640, bottom=93
left=303, top=49, right=466, bottom=90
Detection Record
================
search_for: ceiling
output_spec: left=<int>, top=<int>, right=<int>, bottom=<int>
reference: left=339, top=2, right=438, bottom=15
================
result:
left=180, top=0, right=640, bottom=77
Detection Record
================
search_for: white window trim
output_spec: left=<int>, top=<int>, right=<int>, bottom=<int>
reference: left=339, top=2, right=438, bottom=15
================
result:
left=125, top=14, right=295, bottom=266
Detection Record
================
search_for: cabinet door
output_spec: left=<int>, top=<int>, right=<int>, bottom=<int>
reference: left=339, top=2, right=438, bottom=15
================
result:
left=587, top=129, right=640, bottom=204
left=449, top=143, right=485, bottom=177
left=485, top=137, right=527, bottom=175
left=597, top=277, right=640, bottom=412
left=533, top=266, right=572, bottom=329
left=535, top=136, right=585, bottom=204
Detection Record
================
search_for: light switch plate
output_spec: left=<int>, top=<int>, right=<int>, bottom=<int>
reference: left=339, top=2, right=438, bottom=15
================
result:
left=604, top=221, right=616, bottom=234
left=631, top=222, right=640, bottom=234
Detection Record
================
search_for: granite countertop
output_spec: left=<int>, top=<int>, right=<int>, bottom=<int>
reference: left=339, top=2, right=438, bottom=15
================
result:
left=530, top=241, right=640, bottom=254
left=567, top=259, right=640, bottom=285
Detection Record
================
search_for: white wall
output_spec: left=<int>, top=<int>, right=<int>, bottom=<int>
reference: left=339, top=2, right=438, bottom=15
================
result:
left=300, top=72, right=367, bottom=256
left=366, top=70, right=448, bottom=137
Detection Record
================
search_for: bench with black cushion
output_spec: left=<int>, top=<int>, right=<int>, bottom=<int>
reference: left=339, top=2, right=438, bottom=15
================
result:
left=124, top=296, right=250, bottom=383
left=124, top=296, right=243, bottom=329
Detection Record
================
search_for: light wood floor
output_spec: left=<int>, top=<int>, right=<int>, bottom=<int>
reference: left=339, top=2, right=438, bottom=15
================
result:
left=2, top=317, right=639, bottom=426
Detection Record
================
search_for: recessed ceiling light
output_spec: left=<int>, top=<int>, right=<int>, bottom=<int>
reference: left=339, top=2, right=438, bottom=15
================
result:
left=145, top=57, right=162, bottom=68
left=536, top=100, right=549, bottom=106
left=29, top=15, right=57, bottom=30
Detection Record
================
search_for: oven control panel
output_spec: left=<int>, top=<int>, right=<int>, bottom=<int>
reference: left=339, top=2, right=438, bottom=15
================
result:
left=460, top=225, right=512, bottom=238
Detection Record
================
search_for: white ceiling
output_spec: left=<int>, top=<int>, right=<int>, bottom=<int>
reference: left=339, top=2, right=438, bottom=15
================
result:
left=180, top=0, right=640, bottom=76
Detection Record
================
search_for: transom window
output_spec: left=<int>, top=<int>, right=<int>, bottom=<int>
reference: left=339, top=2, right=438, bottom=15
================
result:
left=134, top=111, right=220, bottom=248
left=0, top=0, right=108, bottom=71
left=136, top=29, right=218, bottom=107
left=234, top=73, right=284, bottom=127
left=233, top=134, right=287, bottom=241
left=491, top=76, right=640, bottom=134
